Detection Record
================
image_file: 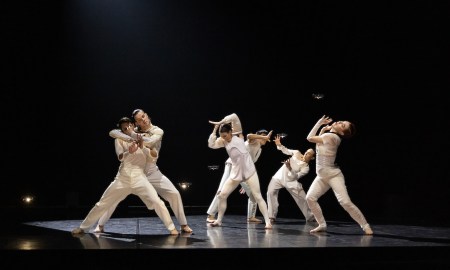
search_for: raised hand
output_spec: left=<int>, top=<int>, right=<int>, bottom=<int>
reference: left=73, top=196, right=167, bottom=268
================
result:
left=319, top=115, right=333, bottom=125
left=266, top=130, right=273, bottom=142
left=274, top=134, right=282, bottom=146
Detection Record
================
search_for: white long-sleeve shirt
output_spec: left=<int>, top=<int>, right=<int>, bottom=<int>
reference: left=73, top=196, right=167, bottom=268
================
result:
left=114, top=139, right=152, bottom=178
left=218, top=113, right=243, bottom=135
left=109, top=125, right=164, bottom=152
left=245, top=140, right=262, bottom=163
left=274, top=145, right=310, bottom=182
left=315, top=132, right=340, bottom=168
left=209, top=133, right=255, bottom=181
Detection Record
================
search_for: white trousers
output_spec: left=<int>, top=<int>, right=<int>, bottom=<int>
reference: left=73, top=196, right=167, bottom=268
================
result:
left=207, top=163, right=257, bottom=218
left=216, top=171, right=270, bottom=226
left=98, top=169, right=188, bottom=227
left=305, top=168, right=369, bottom=227
left=266, top=177, right=313, bottom=220
left=80, top=172, right=175, bottom=232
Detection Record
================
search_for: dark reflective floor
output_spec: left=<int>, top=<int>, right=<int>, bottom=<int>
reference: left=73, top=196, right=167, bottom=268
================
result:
left=1, top=214, right=450, bottom=269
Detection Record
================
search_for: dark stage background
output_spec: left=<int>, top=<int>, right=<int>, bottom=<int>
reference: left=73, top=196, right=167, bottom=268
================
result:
left=4, top=1, right=449, bottom=226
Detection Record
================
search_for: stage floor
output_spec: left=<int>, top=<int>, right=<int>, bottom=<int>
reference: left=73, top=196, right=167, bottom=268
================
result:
left=1, top=214, right=450, bottom=268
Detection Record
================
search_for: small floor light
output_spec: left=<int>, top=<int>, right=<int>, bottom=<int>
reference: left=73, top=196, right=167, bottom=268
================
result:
left=178, top=181, right=192, bottom=190
left=22, top=195, right=35, bottom=205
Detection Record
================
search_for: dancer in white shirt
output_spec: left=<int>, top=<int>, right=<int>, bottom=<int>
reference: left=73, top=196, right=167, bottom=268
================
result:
left=267, top=134, right=315, bottom=224
left=305, top=115, right=373, bottom=235
left=102, top=109, right=192, bottom=233
left=207, top=131, right=272, bottom=223
left=71, top=117, right=178, bottom=235
left=206, top=113, right=272, bottom=224
left=208, top=121, right=272, bottom=229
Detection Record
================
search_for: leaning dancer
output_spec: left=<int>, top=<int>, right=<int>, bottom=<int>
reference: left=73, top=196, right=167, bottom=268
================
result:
left=208, top=120, right=272, bottom=229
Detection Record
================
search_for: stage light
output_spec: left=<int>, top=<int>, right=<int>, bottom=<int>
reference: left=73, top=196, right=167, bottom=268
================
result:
left=277, top=133, right=288, bottom=138
left=208, top=165, right=219, bottom=170
left=22, top=195, right=35, bottom=205
left=312, top=93, right=325, bottom=100
left=178, top=181, right=192, bottom=190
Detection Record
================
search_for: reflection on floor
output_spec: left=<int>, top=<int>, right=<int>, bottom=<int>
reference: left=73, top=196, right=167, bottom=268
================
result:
left=2, top=215, right=450, bottom=268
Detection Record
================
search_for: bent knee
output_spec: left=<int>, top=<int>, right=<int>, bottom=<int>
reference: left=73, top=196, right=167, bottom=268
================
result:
left=339, top=200, right=353, bottom=209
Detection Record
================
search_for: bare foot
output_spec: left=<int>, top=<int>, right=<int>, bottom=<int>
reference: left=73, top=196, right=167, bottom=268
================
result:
left=206, top=215, right=216, bottom=223
left=94, top=225, right=104, bottom=233
left=362, top=224, right=373, bottom=235
left=71, top=228, right=85, bottom=235
left=210, top=221, right=222, bottom=227
left=310, top=225, right=327, bottom=233
left=181, top=225, right=193, bottom=233
left=247, top=217, right=263, bottom=223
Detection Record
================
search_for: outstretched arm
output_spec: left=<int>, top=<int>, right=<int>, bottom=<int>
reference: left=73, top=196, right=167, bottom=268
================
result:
left=274, top=134, right=298, bottom=156
left=247, top=130, right=272, bottom=143
left=307, top=115, right=332, bottom=144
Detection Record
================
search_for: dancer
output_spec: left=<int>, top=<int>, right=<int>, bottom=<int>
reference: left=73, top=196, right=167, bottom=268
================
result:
left=71, top=117, right=178, bottom=235
left=266, top=134, right=315, bottom=224
left=208, top=120, right=272, bottom=229
left=305, top=115, right=373, bottom=235
left=206, top=113, right=272, bottom=223
left=103, top=109, right=193, bottom=233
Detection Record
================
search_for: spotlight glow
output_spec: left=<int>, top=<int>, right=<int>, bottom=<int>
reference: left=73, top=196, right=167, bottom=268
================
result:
left=312, top=93, right=325, bottom=100
left=178, top=181, right=192, bottom=190
left=22, top=195, right=34, bottom=205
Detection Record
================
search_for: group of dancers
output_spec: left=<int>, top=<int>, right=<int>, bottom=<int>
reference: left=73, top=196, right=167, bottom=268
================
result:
left=71, top=110, right=373, bottom=236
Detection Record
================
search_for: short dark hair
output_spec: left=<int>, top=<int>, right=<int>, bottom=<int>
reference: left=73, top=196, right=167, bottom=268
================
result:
left=219, top=123, right=233, bottom=133
left=117, top=117, right=132, bottom=129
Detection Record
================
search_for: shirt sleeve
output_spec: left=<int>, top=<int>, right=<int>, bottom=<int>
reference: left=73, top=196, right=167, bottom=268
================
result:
left=221, top=113, right=243, bottom=135
left=296, top=165, right=310, bottom=179
left=140, top=126, right=164, bottom=148
left=321, top=132, right=340, bottom=147
left=114, top=139, right=129, bottom=161
left=109, top=129, right=133, bottom=142
left=277, top=145, right=297, bottom=156
left=208, top=133, right=225, bottom=149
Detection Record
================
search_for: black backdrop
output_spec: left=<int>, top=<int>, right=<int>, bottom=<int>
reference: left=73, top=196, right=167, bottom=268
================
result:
left=4, top=0, right=449, bottom=225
